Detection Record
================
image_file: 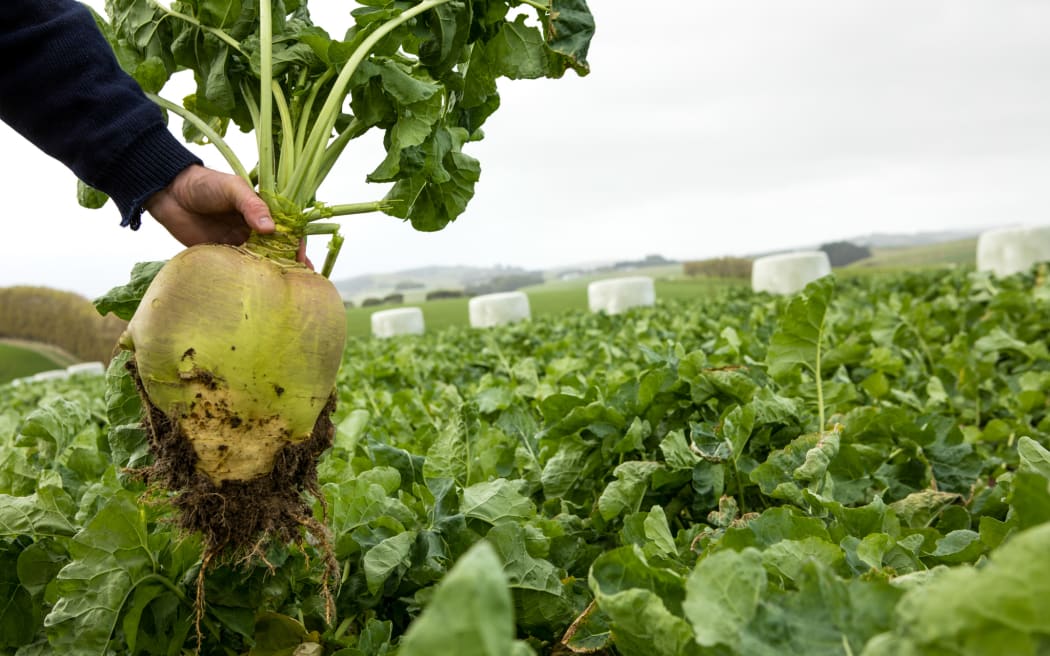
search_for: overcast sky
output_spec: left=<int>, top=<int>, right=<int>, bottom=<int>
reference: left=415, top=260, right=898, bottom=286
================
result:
left=3, top=1, right=1050, bottom=298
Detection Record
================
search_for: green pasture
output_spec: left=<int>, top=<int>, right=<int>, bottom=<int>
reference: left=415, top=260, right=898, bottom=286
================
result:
left=848, top=238, right=977, bottom=270
left=0, top=341, right=68, bottom=384
left=345, top=273, right=746, bottom=338
left=343, top=237, right=991, bottom=339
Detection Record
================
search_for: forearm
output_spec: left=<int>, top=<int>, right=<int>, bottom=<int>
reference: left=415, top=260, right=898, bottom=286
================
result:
left=0, top=0, right=200, bottom=228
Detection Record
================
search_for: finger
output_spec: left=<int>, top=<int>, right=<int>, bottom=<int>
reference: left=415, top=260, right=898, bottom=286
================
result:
left=297, top=239, right=315, bottom=270
left=224, top=176, right=274, bottom=233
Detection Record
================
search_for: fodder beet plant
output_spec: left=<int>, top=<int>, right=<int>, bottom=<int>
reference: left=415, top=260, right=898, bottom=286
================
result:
left=87, top=0, right=594, bottom=619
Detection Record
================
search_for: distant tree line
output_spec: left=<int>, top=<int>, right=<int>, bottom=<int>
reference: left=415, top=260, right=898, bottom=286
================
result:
left=0, top=286, right=126, bottom=362
left=425, top=289, right=465, bottom=301
left=465, top=272, right=545, bottom=296
left=355, top=289, right=470, bottom=306
left=361, top=293, right=406, bottom=307
left=613, top=254, right=676, bottom=270
left=819, top=241, right=872, bottom=267
left=682, top=241, right=871, bottom=279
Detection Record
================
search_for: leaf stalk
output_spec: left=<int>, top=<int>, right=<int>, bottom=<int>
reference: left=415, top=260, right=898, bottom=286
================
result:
left=518, top=0, right=550, bottom=11
left=257, top=0, right=275, bottom=196
left=147, top=0, right=245, bottom=54
left=303, top=201, right=391, bottom=222
left=146, top=93, right=251, bottom=182
left=286, top=0, right=454, bottom=206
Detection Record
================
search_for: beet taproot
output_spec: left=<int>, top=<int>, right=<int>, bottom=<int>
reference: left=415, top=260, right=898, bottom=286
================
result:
left=123, top=244, right=345, bottom=483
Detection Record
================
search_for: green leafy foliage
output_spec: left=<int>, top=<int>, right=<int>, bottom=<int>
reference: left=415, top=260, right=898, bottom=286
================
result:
left=89, top=0, right=596, bottom=233
left=3, top=264, right=1050, bottom=652
left=43, top=493, right=157, bottom=653
left=93, top=261, right=166, bottom=321
left=76, top=180, right=109, bottom=210
left=766, top=274, right=835, bottom=428
left=864, top=522, right=1050, bottom=655
left=399, top=542, right=528, bottom=656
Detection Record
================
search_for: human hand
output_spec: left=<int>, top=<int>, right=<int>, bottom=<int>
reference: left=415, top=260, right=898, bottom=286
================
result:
left=144, top=164, right=274, bottom=246
left=145, top=165, right=313, bottom=267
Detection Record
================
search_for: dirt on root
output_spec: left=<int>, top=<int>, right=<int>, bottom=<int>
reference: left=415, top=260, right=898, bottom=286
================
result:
left=126, top=359, right=339, bottom=625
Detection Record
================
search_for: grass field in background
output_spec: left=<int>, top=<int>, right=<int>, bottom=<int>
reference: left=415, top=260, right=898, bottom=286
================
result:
left=344, top=238, right=989, bottom=338
left=0, top=341, right=70, bottom=384
left=847, top=238, right=977, bottom=270
left=0, top=242, right=979, bottom=351
left=345, top=273, right=745, bottom=338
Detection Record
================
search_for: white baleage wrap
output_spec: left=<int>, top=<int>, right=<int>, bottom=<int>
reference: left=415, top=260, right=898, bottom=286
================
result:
left=468, top=292, right=531, bottom=328
left=67, top=361, right=106, bottom=376
left=30, top=369, right=71, bottom=382
left=371, top=307, right=425, bottom=338
left=977, top=225, right=1050, bottom=277
left=752, top=251, right=832, bottom=295
left=587, top=276, right=656, bottom=315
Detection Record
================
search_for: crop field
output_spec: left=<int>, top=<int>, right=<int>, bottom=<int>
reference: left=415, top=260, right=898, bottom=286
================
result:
left=2, top=264, right=1049, bottom=654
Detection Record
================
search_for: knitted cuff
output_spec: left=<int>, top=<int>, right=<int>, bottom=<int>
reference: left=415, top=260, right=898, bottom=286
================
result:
left=96, top=124, right=202, bottom=230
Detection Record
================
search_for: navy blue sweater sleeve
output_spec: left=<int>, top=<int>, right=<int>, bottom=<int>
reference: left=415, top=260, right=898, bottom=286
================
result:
left=0, top=0, right=201, bottom=229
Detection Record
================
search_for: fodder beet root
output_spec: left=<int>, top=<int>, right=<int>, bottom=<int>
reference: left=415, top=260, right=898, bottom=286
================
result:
left=121, top=244, right=345, bottom=554
left=122, top=244, right=346, bottom=484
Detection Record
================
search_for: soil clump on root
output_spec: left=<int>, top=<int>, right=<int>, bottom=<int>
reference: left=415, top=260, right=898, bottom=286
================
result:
left=126, top=360, right=339, bottom=631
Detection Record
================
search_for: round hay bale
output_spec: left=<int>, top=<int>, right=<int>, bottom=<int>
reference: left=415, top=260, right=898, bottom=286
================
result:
left=976, top=225, right=1050, bottom=277
left=67, top=361, right=106, bottom=376
left=30, top=369, right=71, bottom=382
left=752, top=251, right=832, bottom=295
left=468, top=292, right=531, bottom=328
left=370, top=307, right=425, bottom=338
left=587, top=276, right=656, bottom=315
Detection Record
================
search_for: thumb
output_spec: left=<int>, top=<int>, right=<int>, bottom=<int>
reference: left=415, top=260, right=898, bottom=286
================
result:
left=225, top=176, right=274, bottom=233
